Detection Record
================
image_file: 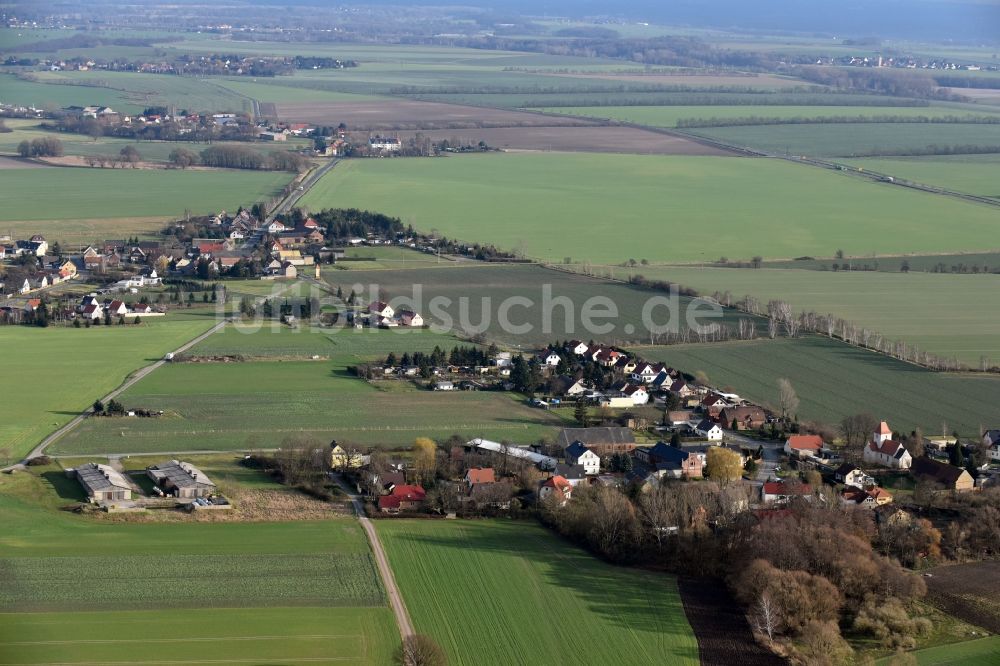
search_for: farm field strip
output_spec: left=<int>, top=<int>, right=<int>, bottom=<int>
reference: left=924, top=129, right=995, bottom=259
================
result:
left=539, top=104, right=1000, bottom=128
left=686, top=122, right=1000, bottom=157
left=841, top=154, right=1000, bottom=198
left=377, top=520, right=699, bottom=666
left=634, top=336, right=1000, bottom=433
left=0, top=167, right=292, bottom=224
left=617, top=266, right=1000, bottom=364
left=301, top=153, right=1000, bottom=264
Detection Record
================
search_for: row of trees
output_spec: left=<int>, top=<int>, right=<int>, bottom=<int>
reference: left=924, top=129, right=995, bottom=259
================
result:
left=16, top=137, right=63, bottom=157
left=196, top=145, right=311, bottom=172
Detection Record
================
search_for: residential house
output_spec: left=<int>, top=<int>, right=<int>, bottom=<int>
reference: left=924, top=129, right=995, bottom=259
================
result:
left=665, top=410, right=693, bottom=427
left=841, top=485, right=893, bottom=509
left=539, top=350, right=561, bottom=367
left=105, top=300, right=128, bottom=317
left=863, top=421, right=913, bottom=469
left=279, top=261, right=297, bottom=278
left=555, top=427, right=636, bottom=457
left=701, top=392, right=730, bottom=419
left=719, top=405, right=766, bottom=431
left=434, top=381, right=455, bottom=391
left=538, top=475, right=573, bottom=504
left=464, top=467, right=495, bottom=490
left=378, top=484, right=426, bottom=513
left=911, top=457, right=975, bottom=491
left=566, top=340, right=589, bottom=355
left=564, top=442, right=601, bottom=475
left=695, top=419, right=725, bottom=441
left=80, top=303, right=103, bottom=320
left=23, top=298, right=41, bottom=313
left=614, top=356, right=637, bottom=374
left=551, top=376, right=590, bottom=397
left=982, top=429, right=1000, bottom=462
left=669, top=378, right=692, bottom=397
left=146, top=460, right=216, bottom=499
left=784, top=434, right=824, bottom=458
left=761, top=481, right=812, bottom=505
left=552, top=463, right=588, bottom=486
left=369, top=301, right=394, bottom=319
left=330, top=442, right=365, bottom=469
left=70, top=463, right=132, bottom=502
left=397, top=310, right=423, bottom=327
left=634, top=442, right=703, bottom=479
left=834, top=464, right=875, bottom=488
left=631, top=363, right=659, bottom=384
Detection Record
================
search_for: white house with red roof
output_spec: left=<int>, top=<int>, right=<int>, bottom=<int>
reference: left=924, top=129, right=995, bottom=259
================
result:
left=538, top=475, right=573, bottom=505
left=761, top=480, right=812, bottom=504
left=863, top=421, right=912, bottom=469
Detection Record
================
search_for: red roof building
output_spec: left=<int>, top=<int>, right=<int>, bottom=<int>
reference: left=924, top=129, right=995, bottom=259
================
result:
left=377, top=484, right=426, bottom=513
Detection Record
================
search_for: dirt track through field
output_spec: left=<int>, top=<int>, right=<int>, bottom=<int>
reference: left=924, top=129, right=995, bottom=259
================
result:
left=334, top=474, right=416, bottom=641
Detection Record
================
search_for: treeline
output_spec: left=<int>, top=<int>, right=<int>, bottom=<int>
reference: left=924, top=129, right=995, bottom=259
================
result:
left=933, top=75, right=1000, bottom=90
left=845, top=144, right=1000, bottom=157
left=541, top=485, right=935, bottom=662
left=43, top=115, right=256, bottom=143
left=416, top=34, right=777, bottom=70
left=292, top=56, right=358, bottom=69
left=310, top=208, right=406, bottom=240
left=197, top=146, right=310, bottom=172
left=16, top=137, right=63, bottom=157
left=676, top=114, right=1000, bottom=128
left=0, top=33, right=172, bottom=54
left=791, top=66, right=968, bottom=100
left=519, top=93, right=931, bottom=109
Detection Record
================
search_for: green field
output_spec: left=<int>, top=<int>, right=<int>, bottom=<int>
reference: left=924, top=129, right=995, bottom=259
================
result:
left=634, top=336, right=1000, bottom=434
left=877, top=637, right=1000, bottom=665
left=0, top=315, right=219, bottom=460
left=0, top=472, right=396, bottom=665
left=542, top=104, right=1000, bottom=127
left=1, top=166, right=291, bottom=226
left=52, top=326, right=567, bottom=454
left=842, top=154, right=1000, bottom=198
left=25, top=70, right=252, bottom=114
left=323, top=262, right=767, bottom=347
left=377, top=520, right=698, bottom=666
left=0, top=73, right=135, bottom=111
left=621, top=266, right=1000, bottom=365
left=329, top=246, right=467, bottom=271
left=0, top=119, right=312, bottom=163
left=688, top=122, right=1000, bottom=157
left=301, top=152, right=1000, bottom=263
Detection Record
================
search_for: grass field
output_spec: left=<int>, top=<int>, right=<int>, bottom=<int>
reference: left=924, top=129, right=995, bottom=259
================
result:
left=633, top=336, right=1000, bottom=434
left=377, top=520, right=698, bottom=666
left=0, top=469, right=396, bottom=665
left=329, top=246, right=467, bottom=271
left=52, top=326, right=567, bottom=454
left=301, top=152, right=1000, bottom=263
left=877, top=637, right=1000, bottom=666
left=542, top=104, right=1000, bottom=127
left=841, top=154, right=1000, bottom=198
left=619, top=266, right=1000, bottom=365
left=0, top=167, right=291, bottom=229
left=0, top=314, right=219, bottom=460
left=688, top=122, right=1000, bottom=157
left=0, top=72, right=134, bottom=111
left=26, top=70, right=253, bottom=114
left=322, top=262, right=766, bottom=347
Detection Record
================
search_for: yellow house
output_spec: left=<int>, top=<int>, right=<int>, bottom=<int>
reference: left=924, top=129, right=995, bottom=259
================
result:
left=330, top=443, right=364, bottom=469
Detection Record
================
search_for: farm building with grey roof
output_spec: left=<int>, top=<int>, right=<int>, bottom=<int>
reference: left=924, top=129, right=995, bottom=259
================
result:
left=71, top=463, right=132, bottom=502
left=147, top=460, right=216, bottom=498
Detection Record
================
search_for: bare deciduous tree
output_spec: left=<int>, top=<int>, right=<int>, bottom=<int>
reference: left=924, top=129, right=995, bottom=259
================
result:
left=396, top=634, right=447, bottom=666
left=777, top=378, right=799, bottom=421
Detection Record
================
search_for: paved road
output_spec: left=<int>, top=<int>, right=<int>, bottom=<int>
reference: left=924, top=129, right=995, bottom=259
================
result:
left=333, top=474, right=416, bottom=641
left=268, top=159, right=339, bottom=222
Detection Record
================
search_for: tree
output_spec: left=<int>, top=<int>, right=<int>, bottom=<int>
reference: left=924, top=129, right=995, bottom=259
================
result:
left=17, top=140, right=30, bottom=157
left=949, top=436, right=965, bottom=468
left=168, top=148, right=198, bottom=169
left=396, top=634, right=447, bottom=666
left=412, top=437, right=437, bottom=485
left=119, top=145, right=141, bottom=167
left=705, top=447, right=743, bottom=485
left=574, top=401, right=588, bottom=426
left=751, top=591, right=779, bottom=642
left=670, top=431, right=681, bottom=447
left=841, top=413, right=878, bottom=452
left=906, top=428, right=925, bottom=459
left=777, top=378, right=799, bottom=421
